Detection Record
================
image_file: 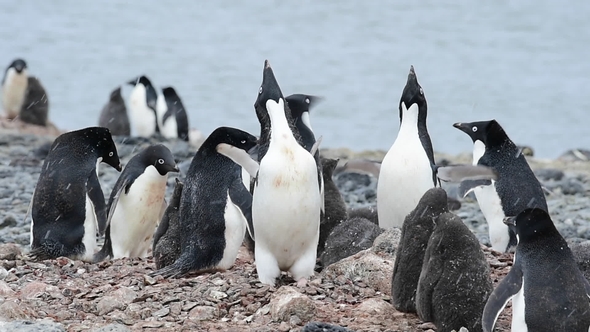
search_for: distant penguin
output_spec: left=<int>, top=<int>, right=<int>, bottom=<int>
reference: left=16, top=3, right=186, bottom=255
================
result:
left=29, top=127, right=122, bottom=261
left=454, top=120, right=548, bottom=252
left=318, top=157, right=348, bottom=256
left=94, top=144, right=178, bottom=261
left=391, top=187, right=448, bottom=313
left=416, top=212, right=493, bottom=332
left=152, top=126, right=258, bottom=277
left=127, top=75, right=159, bottom=137
left=20, top=76, right=49, bottom=126
left=482, top=208, right=590, bottom=332
left=1, top=59, right=28, bottom=119
left=285, top=93, right=322, bottom=152
left=377, top=66, right=436, bottom=229
left=153, top=178, right=184, bottom=270
left=251, top=60, right=322, bottom=286
left=99, top=86, right=130, bottom=136
left=158, top=87, right=189, bottom=141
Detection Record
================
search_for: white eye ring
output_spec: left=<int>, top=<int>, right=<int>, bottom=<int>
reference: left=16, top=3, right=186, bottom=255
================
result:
left=419, top=88, right=424, bottom=95
left=305, top=98, right=310, bottom=104
left=158, top=159, right=164, bottom=165
left=240, top=140, right=246, bottom=144
left=472, top=126, right=478, bottom=132
left=109, top=152, right=114, bottom=157
left=258, top=87, right=263, bottom=94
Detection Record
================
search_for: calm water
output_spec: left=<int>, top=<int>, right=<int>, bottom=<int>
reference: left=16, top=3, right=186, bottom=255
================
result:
left=1, top=1, right=589, bottom=159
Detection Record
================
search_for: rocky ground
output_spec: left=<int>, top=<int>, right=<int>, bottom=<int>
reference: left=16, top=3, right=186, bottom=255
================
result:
left=0, top=130, right=589, bottom=331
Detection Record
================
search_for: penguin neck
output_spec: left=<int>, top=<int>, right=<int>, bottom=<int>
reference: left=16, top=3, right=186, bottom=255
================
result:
left=268, top=99, right=298, bottom=147
left=398, top=103, right=421, bottom=138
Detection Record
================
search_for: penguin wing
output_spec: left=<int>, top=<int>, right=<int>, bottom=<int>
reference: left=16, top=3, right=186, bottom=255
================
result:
left=459, top=179, right=493, bottom=198
left=436, top=165, right=498, bottom=183
left=229, top=177, right=255, bottom=241
left=482, top=264, right=523, bottom=332
left=105, top=171, right=138, bottom=231
left=584, top=275, right=590, bottom=298
left=87, top=170, right=108, bottom=235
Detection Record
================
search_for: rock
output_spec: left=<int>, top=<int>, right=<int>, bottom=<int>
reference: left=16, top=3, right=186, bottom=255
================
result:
left=0, top=280, right=15, bottom=296
left=356, top=298, right=394, bottom=317
left=0, top=243, right=22, bottom=260
left=535, top=168, right=565, bottom=181
left=0, top=301, right=30, bottom=320
left=0, top=320, right=65, bottom=332
left=270, top=286, right=316, bottom=323
left=91, top=324, right=131, bottom=332
left=0, top=216, right=17, bottom=229
left=96, top=287, right=137, bottom=315
left=20, top=281, right=48, bottom=299
left=188, top=306, right=218, bottom=321
left=302, top=322, right=355, bottom=332
left=320, top=217, right=383, bottom=267
left=558, top=149, right=590, bottom=162
left=323, top=250, right=393, bottom=294
left=372, top=228, right=401, bottom=258
left=558, top=178, right=586, bottom=195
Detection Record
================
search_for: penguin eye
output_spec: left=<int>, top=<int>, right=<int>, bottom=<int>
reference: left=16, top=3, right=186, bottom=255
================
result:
left=109, top=152, right=114, bottom=157
left=419, top=88, right=424, bottom=95
left=472, top=126, right=478, bottom=132
left=305, top=98, right=310, bottom=104
left=258, top=86, right=263, bottom=95
left=158, top=159, right=164, bottom=165
left=240, top=140, right=246, bottom=144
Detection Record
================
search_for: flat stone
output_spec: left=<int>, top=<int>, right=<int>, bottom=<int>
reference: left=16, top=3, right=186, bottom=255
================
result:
left=270, top=286, right=316, bottom=323
left=188, top=306, right=218, bottom=321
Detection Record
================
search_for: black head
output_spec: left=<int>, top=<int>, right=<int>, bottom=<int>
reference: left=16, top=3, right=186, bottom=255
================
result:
left=138, top=144, right=179, bottom=176
left=286, top=94, right=323, bottom=120
left=162, top=87, right=179, bottom=99
left=254, top=60, right=284, bottom=114
left=109, top=86, right=122, bottom=100
left=453, top=120, right=509, bottom=147
left=7, top=59, right=27, bottom=73
left=503, top=208, right=559, bottom=244
left=321, top=157, right=339, bottom=178
left=202, top=127, right=258, bottom=153
left=75, top=127, right=122, bottom=171
left=127, top=75, right=152, bottom=87
left=399, top=65, right=427, bottom=123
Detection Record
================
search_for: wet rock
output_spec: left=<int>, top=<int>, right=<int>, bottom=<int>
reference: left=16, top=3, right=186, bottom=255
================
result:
left=270, top=286, right=316, bottom=323
left=0, top=320, right=65, bottom=332
left=302, top=322, right=355, bottom=332
left=320, top=217, right=383, bottom=267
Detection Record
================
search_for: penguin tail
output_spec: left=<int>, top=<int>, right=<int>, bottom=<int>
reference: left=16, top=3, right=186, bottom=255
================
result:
left=150, top=261, right=185, bottom=278
left=28, top=247, right=54, bottom=261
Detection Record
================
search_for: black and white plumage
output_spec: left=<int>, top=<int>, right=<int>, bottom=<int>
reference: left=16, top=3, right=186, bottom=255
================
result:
left=157, top=87, right=189, bottom=141
left=99, top=86, right=130, bottom=136
left=29, top=127, right=122, bottom=261
left=153, top=178, right=184, bottom=270
left=483, top=208, right=590, bottom=332
left=251, top=60, right=322, bottom=286
left=94, top=144, right=178, bottom=261
left=377, top=66, right=436, bottom=229
left=151, top=126, right=258, bottom=278
left=20, top=76, right=49, bottom=127
left=454, top=120, right=548, bottom=252
left=127, top=75, right=159, bottom=137
left=1, top=58, right=28, bottom=119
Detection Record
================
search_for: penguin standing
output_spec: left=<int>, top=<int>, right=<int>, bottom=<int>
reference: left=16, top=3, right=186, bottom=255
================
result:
left=127, top=75, right=159, bottom=137
left=483, top=208, right=590, bottom=332
left=391, top=187, right=448, bottom=313
left=251, top=60, right=322, bottom=286
left=99, top=86, right=130, bottom=136
left=416, top=211, right=493, bottom=332
left=317, top=157, right=347, bottom=256
left=94, top=144, right=178, bottom=261
left=153, top=178, right=184, bottom=270
left=20, top=76, right=49, bottom=127
left=158, top=87, right=189, bottom=141
left=29, top=127, right=122, bottom=261
left=152, top=127, right=258, bottom=277
left=454, top=120, right=547, bottom=252
left=377, top=66, right=437, bottom=229
left=1, top=59, right=28, bottom=119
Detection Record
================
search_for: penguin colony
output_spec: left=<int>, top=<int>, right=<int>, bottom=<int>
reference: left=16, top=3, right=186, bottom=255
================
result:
left=4, top=56, right=588, bottom=331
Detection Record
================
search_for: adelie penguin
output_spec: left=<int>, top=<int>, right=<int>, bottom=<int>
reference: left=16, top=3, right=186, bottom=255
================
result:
left=20, top=76, right=50, bottom=127
left=94, top=144, right=178, bottom=261
left=127, top=75, right=159, bottom=137
left=251, top=60, right=322, bottom=286
left=416, top=211, right=493, bottom=332
left=156, top=87, right=189, bottom=141
left=482, top=208, right=590, bottom=332
left=151, top=126, right=258, bottom=277
left=29, top=127, right=122, bottom=261
left=377, top=66, right=437, bottom=229
left=98, top=86, right=130, bottom=136
left=454, top=120, right=547, bottom=252
left=2, top=59, right=28, bottom=119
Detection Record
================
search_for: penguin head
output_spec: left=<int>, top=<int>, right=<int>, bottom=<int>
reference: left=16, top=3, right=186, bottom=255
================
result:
left=207, top=126, right=258, bottom=152
left=162, top=87, right=179, bottom=100
left=503, top=208, right=558, bottom=244
left=109, top=86, right=122, bottom=101
left=398, top=65, right=427, bottom=124
left=321, top=157, right=339, bottom=178
left=7, top=59, right=27, bottom=74
left=85, top=127, right=122, bottom=171
left=286, top=94, right=323, bottom=119
left=140, top=144, right=179, bottom=176
left=254, top=60, right=285, bottom=122
left=453, top=120, right=509, bottom=147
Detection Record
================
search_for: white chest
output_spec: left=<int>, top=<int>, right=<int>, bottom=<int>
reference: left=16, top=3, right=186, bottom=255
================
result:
left=511, top=280, right=528, bottom=332
left=129, top=87, right=156, bottom=137
left=1, top=69, right=28, bottom=118
left=157, top=95, right=177, bottom=138
left=217, top=193, right=247, bottom=270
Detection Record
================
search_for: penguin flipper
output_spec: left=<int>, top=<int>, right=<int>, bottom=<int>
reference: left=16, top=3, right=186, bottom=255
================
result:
left=87, top=170, right=107, bottom=235
left=229, top=177, right=255, bottom=241
left=436, top=165, right=498, bottom=183
left=459, top=179, right=493, bottom=198
left=104, top=178, right=132, bottom=231
left=93, top=224, right=113, bottom=262
left=482, top=265, right=523, bottom=332
left=310, top=135, right=323, bottom=157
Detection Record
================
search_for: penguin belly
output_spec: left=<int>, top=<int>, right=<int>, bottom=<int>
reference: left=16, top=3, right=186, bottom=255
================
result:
left=216, top=193, right=247, bottom=270
left=110, top=169, right=167, bottom=258
left=157, top=95, right=177, bottom=139
left=473, top=181, right=509, bottom=252
left=1, top=70, right=28, bottom=119
left=511, top=281, right=527, bottom=332
left=129, top=92, right=156, bottom=137
left=253, top=144, right=321, bottom=284
left=80, top=194, right=98, bottom=261
left=377, top=137, right=433, bottom=229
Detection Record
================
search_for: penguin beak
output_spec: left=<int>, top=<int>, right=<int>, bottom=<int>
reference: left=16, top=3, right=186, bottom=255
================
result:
left=453, top=122, right=469, bottom=134
left=503, top=216, right=516, bottom=227
left=172, top=165, right=180, bottom=173
left=116, top=163, right=123, bottom=172
left=127, top=78, right=138, bottom=86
